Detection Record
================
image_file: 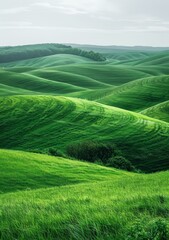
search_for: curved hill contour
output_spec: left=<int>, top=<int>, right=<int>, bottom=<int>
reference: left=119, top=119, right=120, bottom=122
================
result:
left=98, top=75, right=169, bottom=111
left=141, top=100, right=169, bottom=123
left=0, top=95, right=169, bottom=172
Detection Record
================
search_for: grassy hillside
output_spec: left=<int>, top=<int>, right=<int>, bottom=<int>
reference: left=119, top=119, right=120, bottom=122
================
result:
left=141, top=100, right=169, bottom=123
left=0, top=69, right=87, bottom=96
left=0, top=149, right=126, bottom=193
left=0, top=95, right=169, bottom=172
left=0, top=156, right=168, bottom=239
left=0, top=67, right=112, bottom=97
left=0, top=83, right=37, bottom=96
left=135, top=51, right=169, bottom=67
left=54, top=64, right=149, bottom=85
left=0, top=60, right=149, bottom=87
left=29, top=69, right=111, bottom=89
left=98, top=75, right=169, bottom=111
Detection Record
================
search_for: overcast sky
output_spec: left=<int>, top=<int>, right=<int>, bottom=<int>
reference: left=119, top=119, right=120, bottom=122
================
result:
left=0, top=0, right=169, bottom=46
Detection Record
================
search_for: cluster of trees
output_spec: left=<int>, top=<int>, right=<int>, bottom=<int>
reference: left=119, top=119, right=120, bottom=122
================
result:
left=0, top=43, right=106, bottom=63
left=67, top=48, right=106, bottom=61
left=66, top=141, right=136, bottom=172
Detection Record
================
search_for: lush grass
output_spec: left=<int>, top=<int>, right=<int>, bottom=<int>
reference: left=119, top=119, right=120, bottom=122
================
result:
left=0, top=164, right=169, bottom=239
left=98, top=75, right=169, bottom=111
left=0, top=95, right=169, bottom=172
left=0, top=149, right=126, bottom=193
left=141, top=100, right=169, bottom=123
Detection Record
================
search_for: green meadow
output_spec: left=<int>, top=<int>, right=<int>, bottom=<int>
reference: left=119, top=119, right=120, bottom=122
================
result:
left=0, top=44, right=169, bottom=239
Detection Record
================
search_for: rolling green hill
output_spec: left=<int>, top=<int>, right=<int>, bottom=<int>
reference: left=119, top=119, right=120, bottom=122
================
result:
left=141, top=100, right=169, bottom=123
left=0, top=69, right=86, bottom=95
left=135, top=51, right=169, bottom=67
left=54, top=63, right=149, bottom=85
left=1, top=44, right=169, bottom=240
left=0, top=95, right=169, bottom=172
left=29, top=68, right=111, bottom=89
left=0, top=83, right=37, bottom=96
left=98, top=75, right=169, bottom=111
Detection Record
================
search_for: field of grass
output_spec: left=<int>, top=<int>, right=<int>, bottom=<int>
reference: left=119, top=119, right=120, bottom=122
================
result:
left=0, top=44, right=169, bottom=239
left=0, top=150, right=169, bottom=240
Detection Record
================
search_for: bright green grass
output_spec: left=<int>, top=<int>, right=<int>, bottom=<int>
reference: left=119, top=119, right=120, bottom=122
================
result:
left=98, top=75, right=169, bottom=111
left=141, top=100, right=169, bottom=123
left=0, top=163, right=169, bottom=239
left=0, top=149, right=126, bottom=193
left=0, top=95, right=169, bottom=172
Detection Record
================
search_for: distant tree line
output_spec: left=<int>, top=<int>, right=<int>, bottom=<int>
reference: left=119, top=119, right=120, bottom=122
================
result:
left=0, top=43, right=106, bottom=63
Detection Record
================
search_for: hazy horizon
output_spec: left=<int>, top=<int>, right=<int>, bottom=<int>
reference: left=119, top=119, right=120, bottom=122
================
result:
left=1, top=0, right=169, bottom=47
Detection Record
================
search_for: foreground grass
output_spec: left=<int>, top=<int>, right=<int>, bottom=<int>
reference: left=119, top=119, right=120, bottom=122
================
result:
left=0, top=170, right=169, bottom=239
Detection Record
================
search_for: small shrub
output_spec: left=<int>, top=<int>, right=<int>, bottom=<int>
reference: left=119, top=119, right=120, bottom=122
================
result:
left=107, top=156, right=135, bottom=171
left=66, top=141, right=114, bottom=163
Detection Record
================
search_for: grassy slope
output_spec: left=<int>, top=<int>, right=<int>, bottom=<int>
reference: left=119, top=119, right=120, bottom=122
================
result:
left=0, top=95, right=169, bottom=172
left=0, top=69, right=87, bottom=95
left=0, top=83, right=37, bottom=96
left=0, top=68, right=111, bottom=97
left=54, top=64, right=149, bottom=85
left=98, top=75, right=169, bottom=111
left=0, top=149, right=126, bottom=193
left=141, top=100, right=169, bottom=123
left=0, top=159, right=169, bottom=239
left=29, top=69, right=111, bottom=89
left=134, top=51, right=169, bottom=67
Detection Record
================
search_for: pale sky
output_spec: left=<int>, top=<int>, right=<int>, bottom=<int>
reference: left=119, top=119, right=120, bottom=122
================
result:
left=0, top=0, right=169, bottom=46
